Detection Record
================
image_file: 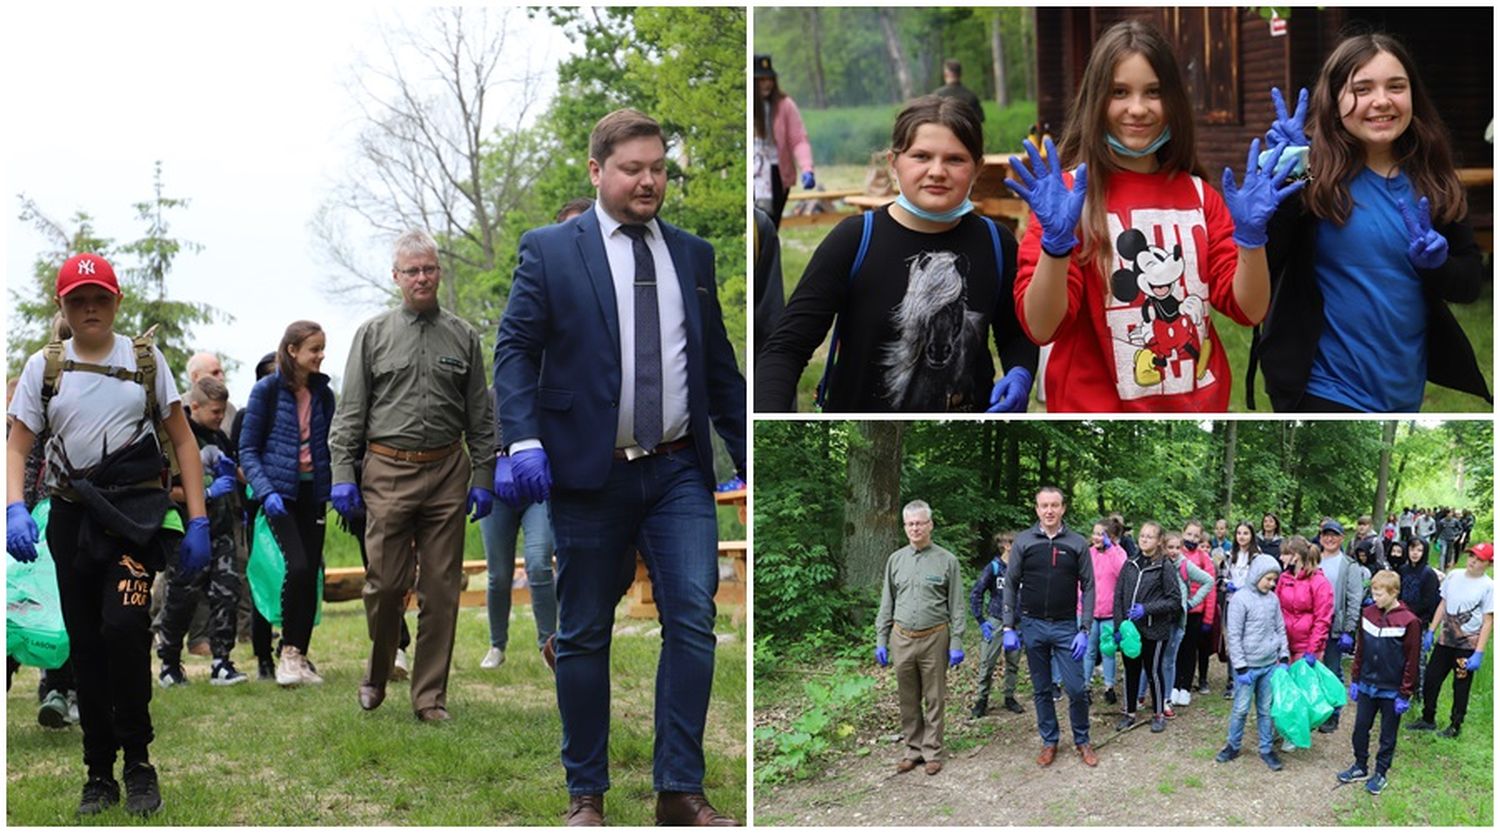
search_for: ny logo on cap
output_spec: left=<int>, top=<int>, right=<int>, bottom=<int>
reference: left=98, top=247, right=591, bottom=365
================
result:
left=77, top=258, right=96, bottom=276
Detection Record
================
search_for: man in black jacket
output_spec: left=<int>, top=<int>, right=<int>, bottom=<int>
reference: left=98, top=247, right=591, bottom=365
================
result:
left=1001, top=487, right=1097, bottom=767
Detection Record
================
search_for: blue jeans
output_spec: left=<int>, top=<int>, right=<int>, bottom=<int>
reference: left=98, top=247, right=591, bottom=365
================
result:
left=550, top=446, right=720, bottom=796
left=1083, top=618, right=1117, bottom=688
left=1322, top=635, right=1348, bottom=721
left=480, top=499, right=557, bottom=650
left=1226, top=664, right=1276, bottom=754
left=1020, top=616, right=1090, bottom=746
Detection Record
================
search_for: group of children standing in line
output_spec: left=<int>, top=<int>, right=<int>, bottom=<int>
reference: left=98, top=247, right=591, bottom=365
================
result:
left=974, top=511, right=1492, bottom=795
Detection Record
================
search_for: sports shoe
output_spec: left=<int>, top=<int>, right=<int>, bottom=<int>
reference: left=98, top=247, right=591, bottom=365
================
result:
left=257, top=657, right=275, bottom=681
left=1365, top=773, right=1387, bottom=795
left=1115, top=714, right=1136, bottom=732
left=1281, top=739, right=1297, bottom=753
left=1179, top=689, right=1192, bottom=707
left=78, top=775, right=119, bottom=815
left=1336, top=764, right=1369, bottom=783
left=158, top=663, right=188, bottom=688
left=65, top=690, right=79, bottom=724
left=1052, top=684, right=1063, bottom=702
left=480, top=647, right=505, bottom=669
left=1003, top=696, right=1025, bottom=714
left=1214, top=745, right=1239, bottom=763
left=1103, top=688, right=1117, bottom=706
left=1170, top=688, right=1182, bottom=705
left=210, top=659, right=248, bottom=686
left=392, top=648, right=410, bottom=681
left=1261, top=751, right=1284, bottom=771
left=1222, top=685, right=1234, bottom=700
left=1405, top=719, right=1437, bottom=732
left=969, top=698, right=988, bottom=719
left=1197, top=682, right=1211, bottom=695
left=1150, top=716, right=1166, bottom=733
left=38, top=689, right=70, bottom=728
left=298, top=651, right=324, bottom=685
left=276, top=646, right=306, bottom=687
left=1437, top=724, right=1461, bottom=738
left=1163, top=705, right=1176, bottom=719
left=123, top=763, right=162, bottom=816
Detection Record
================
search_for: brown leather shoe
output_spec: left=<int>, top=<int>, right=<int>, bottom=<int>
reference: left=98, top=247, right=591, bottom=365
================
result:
left=358, top=683, right=385, bottom=711
left=1076, top=743, right=1099, bottom=767
left=565, top=794, right=604, bottom=826
left=895, top=757, right=920, bottom=773
left=415, top=706, right=451, bottom=723
left=924, top=761, right=943, bottom=775
left=655, top=791, right=738, bottom=826
left=1036, top=744, right=1057, bottom=767
left=542, top=634, right=557, bottom=672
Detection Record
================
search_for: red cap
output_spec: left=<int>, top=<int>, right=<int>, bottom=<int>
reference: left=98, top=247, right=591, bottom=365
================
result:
left=56, top=253, right=121, bottom=297
left=1467, top=542, right=1493, bottom=563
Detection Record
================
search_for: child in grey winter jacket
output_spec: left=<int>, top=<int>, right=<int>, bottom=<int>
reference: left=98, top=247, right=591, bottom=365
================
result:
left=1218, top=554, right=1290, bottom=770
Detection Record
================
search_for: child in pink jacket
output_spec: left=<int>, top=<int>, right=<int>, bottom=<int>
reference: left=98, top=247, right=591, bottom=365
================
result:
left=1277, top=536, right=1335, bottom=661
left=1083, top=519, right=1129, bottom=705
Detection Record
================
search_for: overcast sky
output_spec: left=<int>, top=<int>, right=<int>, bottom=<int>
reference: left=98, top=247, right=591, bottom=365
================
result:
left=2, top=3, right=576, bottom=404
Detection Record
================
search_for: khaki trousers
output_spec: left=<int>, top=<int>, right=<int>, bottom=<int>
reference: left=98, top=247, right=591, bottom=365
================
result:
left=891, top=624, right=948, bottom=762
left=361, top=448, right=469, bottom=712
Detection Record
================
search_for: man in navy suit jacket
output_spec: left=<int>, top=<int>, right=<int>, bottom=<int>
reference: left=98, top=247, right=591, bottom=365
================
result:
left=494, top=108, right=745, bottom=827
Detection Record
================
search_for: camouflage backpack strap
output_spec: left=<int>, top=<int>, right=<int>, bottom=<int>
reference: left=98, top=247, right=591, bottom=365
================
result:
left=132, top=325, right=180, bottom=479
left=40, top=339, right=66, bottom=411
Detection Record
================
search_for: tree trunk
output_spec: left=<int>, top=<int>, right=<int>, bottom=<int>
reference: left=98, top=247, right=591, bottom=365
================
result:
left=841, top=421, right=905, bottom=590
left=1388, top=421, right=1414, bottom=508
left=1037, top=436, right=1051, bottom=492
left=807, top=8, right=828, bottom=108
left=989, top=12, right=1009, bottom=108
left=879, top=9, right=914, bottom=102
left=1005, top=432, right=1020, bottom=506
left=1023, top=8, right=1036, bottom=101
left=1372, top=420, right=1397, bottom=518
left=1221, top=420, right=1237, bottom=518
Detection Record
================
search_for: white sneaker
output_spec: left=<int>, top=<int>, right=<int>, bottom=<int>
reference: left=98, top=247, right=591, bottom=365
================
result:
left=1180, top=689, right=1192, bottom=706
left=391, top=649, right=410, bottom=681
left=480, top=647, right=505, bottom=669
left=298, top=651, right=324, bottom=685
left=276, top=647, right=305, bottom=687
left=1168, top=688, right=1179, bottom=705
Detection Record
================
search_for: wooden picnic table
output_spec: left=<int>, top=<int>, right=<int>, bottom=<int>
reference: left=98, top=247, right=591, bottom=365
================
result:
left=1458, top=167, right=1493, bottom=187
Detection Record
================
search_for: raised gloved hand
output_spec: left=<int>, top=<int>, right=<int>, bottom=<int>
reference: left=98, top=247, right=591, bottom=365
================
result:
left=1222, top=139, right=1304, bottom=248
left=1422, top=631, right=1434, bottom=653
left=1234, top=668, right=1253, bottom=687
left=1339, top=633, right=1355, bottom=653
left=207, top=473, right=236, bottom=500
left=986, top=367, right=1034, bottom=413
left=948, top=648, right=965, bottom=668
left=1394, top=696, right=1411, bottom=715
left=511, top=448, right=553, bottom=504
left=1348, top=682, right=1360, bottom=703
left=262, top=492, right=288, bottom=518
left=1002, top=629, right=1021, bottom=652
left=980, top=621, right=995, bottom=642
left=493, top=456, right=522, bottom=508
left=1128, top=603, right=1146, bottom=621
left=6, top=501, right=39, bottom=562
left=1266, top=86, right=1310, bottom=148
left=330, top=482, right=364, bottom=520
left=716, top=475, right=746, bottom=493
left=801, top=171, right=816, bottom=190
left=875, top=646, right=889, bottom=667
left=467, top=487, right=494, bottom=522
left=1464, top=650, right=1484, bottom=672
left=1304, top=652, right=1318, bottom=667
left=1005, top=137, right=1088, bottom=258
left=1399, top=196, right=1449, bottom=270
left=1070, top=630, right=1088, bottom=661
left=179, top=516, right=211, bottom=579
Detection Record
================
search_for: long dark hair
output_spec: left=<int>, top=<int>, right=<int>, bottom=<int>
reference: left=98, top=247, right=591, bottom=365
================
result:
left=754, top=76, right=785, bottom=139
left=1233, top=521, right=1261, bottom=556
left=1304, top=32, right=1465, bottom=226
left=277, top=320, right=324, bottom=388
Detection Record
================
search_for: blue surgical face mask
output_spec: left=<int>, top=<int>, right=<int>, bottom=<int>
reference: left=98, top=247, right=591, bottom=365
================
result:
left=894, top=187, right=974, bottom=223
left=1107, top=126, right=1172, bottom=159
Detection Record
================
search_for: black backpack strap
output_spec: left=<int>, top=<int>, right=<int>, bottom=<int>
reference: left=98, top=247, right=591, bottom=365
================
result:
left=814, top=210, right=874, bottom=410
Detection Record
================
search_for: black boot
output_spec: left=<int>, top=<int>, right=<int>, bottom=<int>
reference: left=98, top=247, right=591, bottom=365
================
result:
left=1003, top=696, right=1025, bottom=714
left=969, top=698, right=988, bottom=718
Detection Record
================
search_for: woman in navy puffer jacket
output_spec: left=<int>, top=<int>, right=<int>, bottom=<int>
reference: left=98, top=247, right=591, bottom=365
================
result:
left=240, top=321, right=335, bottom=688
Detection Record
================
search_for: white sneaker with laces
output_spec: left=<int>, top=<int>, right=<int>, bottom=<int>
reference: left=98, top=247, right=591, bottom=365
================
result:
left=298, top=651, right=324, bottom=685
left=276, top=648, right=304, bottom=687
left=481, top=647, right=506, bottom=669
left=1180, top=689, right=1192, bottom=706
left=391, top=648, right=410, bottom=681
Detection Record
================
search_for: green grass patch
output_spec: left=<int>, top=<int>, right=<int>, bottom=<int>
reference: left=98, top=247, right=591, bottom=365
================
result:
left=8, top=601, right=746, bottom=825
left=801, top=101, right=1040, bottom=166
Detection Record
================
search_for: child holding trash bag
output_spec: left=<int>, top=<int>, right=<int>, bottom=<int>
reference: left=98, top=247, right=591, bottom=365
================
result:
left=1337, top=570, right=1421, bottom=795
left=1113, top=521, right=1181, bottom=733
left=1217, top=553, right=1290, bottom=770
left=1275, top=536, right=1334, bottom=750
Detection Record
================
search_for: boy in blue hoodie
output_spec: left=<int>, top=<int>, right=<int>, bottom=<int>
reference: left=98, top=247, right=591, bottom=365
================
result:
left=969, top=532, right=1024, bottom=716
left=1217, top=553, right=1290, bottom=771
left=1337, top=570, right=1421, bottom=795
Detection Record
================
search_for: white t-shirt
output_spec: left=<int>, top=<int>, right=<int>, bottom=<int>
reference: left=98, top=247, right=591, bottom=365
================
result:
left=1438, top=569, right=1494, bottom=649
left=8, top=334, right=180, bottom=472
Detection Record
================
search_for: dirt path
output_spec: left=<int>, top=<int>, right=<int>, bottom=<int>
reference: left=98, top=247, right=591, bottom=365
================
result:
left=755, top=685, right=1378, bottom=826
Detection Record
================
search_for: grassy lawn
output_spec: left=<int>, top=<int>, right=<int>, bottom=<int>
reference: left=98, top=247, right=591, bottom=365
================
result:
left=8, top=600, right=746, bottom=825
left=770, top=218, right=1493, bottom=413
left=801, top=102, right=1039, bottom=167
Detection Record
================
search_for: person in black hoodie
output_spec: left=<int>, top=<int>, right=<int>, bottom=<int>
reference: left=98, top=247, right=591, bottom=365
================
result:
left=1395, top=537, right=1440, bottom=701
left=1113, top=522, right=1183, bottom=734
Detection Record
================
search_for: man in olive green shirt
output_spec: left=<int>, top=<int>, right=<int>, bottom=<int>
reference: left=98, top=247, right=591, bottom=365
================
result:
left=874, top=500, right=965, bottom=775
left=328, top=228, right=497, bottom=722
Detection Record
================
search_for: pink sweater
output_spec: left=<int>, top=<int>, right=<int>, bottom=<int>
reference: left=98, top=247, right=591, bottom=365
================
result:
left=769, top=95, right=813, bottom=189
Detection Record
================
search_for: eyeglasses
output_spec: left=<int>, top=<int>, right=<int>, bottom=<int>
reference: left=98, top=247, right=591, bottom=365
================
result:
left=397, top=265, right=441, bottom=278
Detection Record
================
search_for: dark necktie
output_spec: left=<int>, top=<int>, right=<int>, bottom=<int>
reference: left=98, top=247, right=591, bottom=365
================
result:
left=619, top=224, right=662, bottom=451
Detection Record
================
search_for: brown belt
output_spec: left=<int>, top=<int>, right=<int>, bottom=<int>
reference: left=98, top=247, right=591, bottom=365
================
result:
left=367, top=440, right=461, bottom=464
left=612, top=436, right=693, bottom=461
left=895, top=622, right=949, bottom=639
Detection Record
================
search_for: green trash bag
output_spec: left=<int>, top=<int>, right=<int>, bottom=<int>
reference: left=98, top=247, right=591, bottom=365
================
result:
left=1100, top=622, right=1117, bottom=656
left=1289, top=661, right=1334, bottom=727
left=1311, top=659, right=1349, bottom=709
left=6, top=499, right=70, bottom=669
left=1270, top=665, right=1312, bottom=748
left=1118, top=620, right=1142, bottom=659
left=246, top=508, right=323, bottom=628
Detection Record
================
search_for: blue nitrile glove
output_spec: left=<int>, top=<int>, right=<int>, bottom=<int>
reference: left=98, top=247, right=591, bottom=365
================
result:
left=981, top=621, right=995, bottom=642
left=1101, top=532, right=1113, bottom=550
left=1339, top=633, right=1355, bottom=653
left=1222, top=138, right=1305, bottom=248
left=1304, top=652, right=1318, bottom=667
left=330, top=482, right=364, bottom=519
left=801, top=171, right=816, bottom=190
left=1422, top=631, right=1434, bottom=653
left=1128, top=603, right=1146, bottom=621
left=1070, top=630, right=1088, bottom=661
left=511, top=448, right=553, bottom=504
left=1348, top=683, right=1360, bottom=702
left=466, top=487, right=494, bottom=522
left=1399, top=196, right=1449, bottom=270
left=1225, top=581, right=1239, bottom=594
left=493, top=456, right=522, bottom=508
left=1202, top=619, right=1213, bottom=634
left=1005, top=137, right=1088, bottom=258
left=1268, top=87, right=1310, bottom=147
left=1394, top=696, right=1411, bottom=715
left=1464, top=650, right=1484, bottom=672
left=179, top=516, right=211, bottom=579
left=986, top=367, right=1034, bottom=413
left=262, top=492, right=288, bottom=518
left=1002, top=629, right=1021, bottom=652
left=875, top=646, right=889, bottom=667
left=6, top=501, right=39, bottom=562
left=207, top=474, right=236, bottom=500
left=949, top=648, right=965, bottom=667
left=716, top=475, right=746, bottom=493
left=1234, top=668, right=1253, bottom=687
left=215, top=456, right=238, bottom=479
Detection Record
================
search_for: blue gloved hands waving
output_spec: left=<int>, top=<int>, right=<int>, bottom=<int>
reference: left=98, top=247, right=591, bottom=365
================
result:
left=980, top=621, right=995, bottom=642
left=7, top=502, right=39, bottom=562
left=466, top=487, right=494, bottom=522
left=1399, top=196, right=1449, bottom=270
left=1339, top=633, right=1355, bottom=653
left=801, top=171, right=816, bottom=190
left=875, top=646, right=889, bottom=667
left=261, top=492, right=288, bottom=518
left=1128, top=603, right=1146, bottom=621
left=986, top=367, right=1034, bottom=413
left=1002, top=629, right=1021, bottom=652
left=948, top=648, right=965, bottom=668
left=1223, top=139, right=1305, bottom=248
left=1070, top=631, right=1088, bottom=661
left=179, top=516, right=212, bottom=579
left=494, top=456, right=522, bottom=508
left=1005, top=137, right=1088, bottom=258
left=511, top=448, right=553, bottom=504
left=1464, top=650, right=1484, bottom=672
left=330, top=482, right=364, bottom=520
left=1266, top=87, right=1310, bottom=147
